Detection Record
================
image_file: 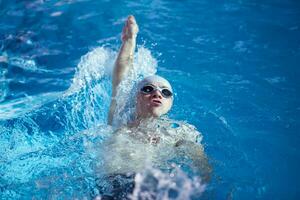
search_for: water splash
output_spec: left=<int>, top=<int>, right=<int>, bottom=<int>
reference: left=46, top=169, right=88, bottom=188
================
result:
left=66, top=46, right=116, bottom=95
left=0, top=45, right=161, bottom=198
left=131, top=166, right=206, bottom=200
left=97, top=117, right=207, bottom=182
left=64, top=46, right=157, bottom=130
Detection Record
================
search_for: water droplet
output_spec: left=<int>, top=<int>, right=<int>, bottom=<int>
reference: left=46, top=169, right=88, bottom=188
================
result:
left=171, top=123, right=179, bottom=128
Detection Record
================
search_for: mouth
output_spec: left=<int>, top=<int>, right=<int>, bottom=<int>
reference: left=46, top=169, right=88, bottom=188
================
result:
left=151, top=99, right=162, bottom=106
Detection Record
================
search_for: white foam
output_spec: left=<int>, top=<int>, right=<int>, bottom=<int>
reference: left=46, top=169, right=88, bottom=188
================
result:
left=65, top=47, right=116, bottom=96
left=98, top=118, right=204, bottom=176
left=131, top=166, right=206, bottom=200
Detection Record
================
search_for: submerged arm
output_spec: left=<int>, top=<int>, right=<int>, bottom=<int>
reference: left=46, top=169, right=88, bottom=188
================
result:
left=175, top=140, right=212, bottom=182
left=108, top=16, right=139, bottom=125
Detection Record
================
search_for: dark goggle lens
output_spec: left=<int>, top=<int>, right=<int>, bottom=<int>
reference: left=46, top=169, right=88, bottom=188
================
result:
left=141, top=85, right=154, bottom=93
left=162, top=89, right=172, bottom=97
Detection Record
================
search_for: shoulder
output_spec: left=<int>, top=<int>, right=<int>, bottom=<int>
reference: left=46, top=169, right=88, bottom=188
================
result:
left=178, top=122, right=202, bottom=143
left=160, top=117, right=202, bottom=144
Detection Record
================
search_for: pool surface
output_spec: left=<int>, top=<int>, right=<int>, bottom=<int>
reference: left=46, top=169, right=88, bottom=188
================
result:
left=1, top=0, right=300, bottom=199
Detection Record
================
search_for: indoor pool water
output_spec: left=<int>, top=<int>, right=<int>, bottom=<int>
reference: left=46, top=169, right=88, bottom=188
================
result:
left=1, top=0, right=300, bottom=199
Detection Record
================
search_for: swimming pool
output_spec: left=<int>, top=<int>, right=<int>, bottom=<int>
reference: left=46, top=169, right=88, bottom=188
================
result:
left=1, top=0, right=300, bottom=199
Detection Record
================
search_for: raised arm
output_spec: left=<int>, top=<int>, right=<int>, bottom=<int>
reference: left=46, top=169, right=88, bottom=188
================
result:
left=108, top=15, right=139, bottom=125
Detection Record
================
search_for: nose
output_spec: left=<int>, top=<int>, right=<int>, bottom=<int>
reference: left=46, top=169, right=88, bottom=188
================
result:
left=151, top=89, right=162, bottom=99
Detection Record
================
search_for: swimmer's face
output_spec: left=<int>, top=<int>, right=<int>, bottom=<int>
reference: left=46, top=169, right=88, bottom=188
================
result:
left=136, top=81, right=173, bottom=118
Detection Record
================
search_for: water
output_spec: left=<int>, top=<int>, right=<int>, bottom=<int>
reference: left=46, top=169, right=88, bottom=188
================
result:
left=1, top=0, right=300, bottom=199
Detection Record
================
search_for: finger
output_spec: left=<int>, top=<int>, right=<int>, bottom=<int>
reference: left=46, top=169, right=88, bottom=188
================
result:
left=128, top=15, right=135, bottom=21
left=127, top=15, right=136, bottom=24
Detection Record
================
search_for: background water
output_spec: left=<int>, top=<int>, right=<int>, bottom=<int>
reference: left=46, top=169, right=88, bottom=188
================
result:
left=1, top=0, right=300, bottom=199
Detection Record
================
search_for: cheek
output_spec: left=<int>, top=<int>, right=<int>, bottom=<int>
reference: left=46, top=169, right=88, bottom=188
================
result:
left=162, top=99, right=173, bottom=111
left=167, top=99, right=173, bottom=109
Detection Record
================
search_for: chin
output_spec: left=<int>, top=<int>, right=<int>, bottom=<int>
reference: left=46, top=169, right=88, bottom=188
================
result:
left=151, top=112, right=161, bottom=117
left=150, top=108, right=164, bottom=117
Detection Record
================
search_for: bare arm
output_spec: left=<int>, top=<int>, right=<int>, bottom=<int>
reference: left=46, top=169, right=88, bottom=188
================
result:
left=108, top=16, right=139, bottom=125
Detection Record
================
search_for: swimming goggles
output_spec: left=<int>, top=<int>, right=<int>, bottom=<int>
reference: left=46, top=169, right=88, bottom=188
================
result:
left=140, top=85, right=173, bottom=98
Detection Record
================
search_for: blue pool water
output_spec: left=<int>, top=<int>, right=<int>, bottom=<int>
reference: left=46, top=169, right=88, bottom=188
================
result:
left=1, top=0, right=300, bottom=199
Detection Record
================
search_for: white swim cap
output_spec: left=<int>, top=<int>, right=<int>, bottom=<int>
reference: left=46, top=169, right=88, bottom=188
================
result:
left=137, top=75, right=172, bottom=92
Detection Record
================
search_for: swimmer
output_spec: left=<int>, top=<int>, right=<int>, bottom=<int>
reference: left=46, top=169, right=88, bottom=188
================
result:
left=107, top=15, right=174, bottom=125
left=99, top=15, right=211, bottom=199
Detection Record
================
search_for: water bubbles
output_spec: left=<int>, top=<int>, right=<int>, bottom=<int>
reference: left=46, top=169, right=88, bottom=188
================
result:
left=131, top=166, right=206, bottom=200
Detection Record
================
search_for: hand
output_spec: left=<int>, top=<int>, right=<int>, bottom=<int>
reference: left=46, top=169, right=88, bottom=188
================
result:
left=121, top=15, right=139, bottom=42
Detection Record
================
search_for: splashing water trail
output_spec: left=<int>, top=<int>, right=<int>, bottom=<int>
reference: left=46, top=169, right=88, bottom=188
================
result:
left=131, top=166, right=206, bottom=200
left=0, top=45, right=181, bottom=199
